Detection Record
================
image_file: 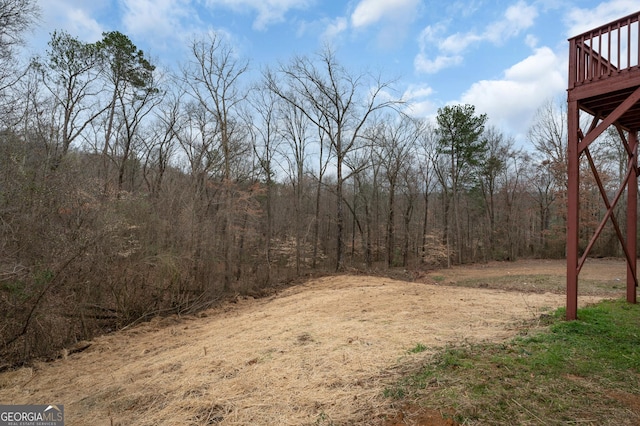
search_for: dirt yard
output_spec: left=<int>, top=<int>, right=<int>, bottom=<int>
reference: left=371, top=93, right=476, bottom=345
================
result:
left=0, top=258, right=628, bottom=425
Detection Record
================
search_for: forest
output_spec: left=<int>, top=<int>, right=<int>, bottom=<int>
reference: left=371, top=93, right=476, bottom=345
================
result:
left=0, top=0, right=631, bottom=365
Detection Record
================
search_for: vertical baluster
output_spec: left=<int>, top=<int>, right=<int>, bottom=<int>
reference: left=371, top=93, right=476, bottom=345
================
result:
left=582, top=36, right=591, bottom=81
left=585, top=34, right=590, bottom=81
left=578, top=37, right=585, bottom=83
left=629, top=17, right=633, bottom=69
left=569, top=37, right=577, bottom=87
left=617, top=21, right=621, bottom=70
left=636, top=14, right=639, bottom=68
left=607, top=24, right=612, bottom=75
left=589, top=34, right=600, bottom=81
left=591, top=32, right=596, bottom=80
left=598, top=28, right=602, bottom=78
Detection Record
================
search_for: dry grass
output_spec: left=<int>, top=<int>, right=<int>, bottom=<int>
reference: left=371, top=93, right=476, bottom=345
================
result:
left=385, top=299, right=640, bottom=425
left=423, top=258, right=627, bottom=296
left=0, top=259, right=625, bottom=425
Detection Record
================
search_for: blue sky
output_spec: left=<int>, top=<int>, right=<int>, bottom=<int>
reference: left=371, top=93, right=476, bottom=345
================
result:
left=29, top=0, right=639, bottom=144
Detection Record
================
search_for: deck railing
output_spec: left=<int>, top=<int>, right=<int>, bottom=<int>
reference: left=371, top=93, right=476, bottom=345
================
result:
left=569, top=11, right=640, bottom=88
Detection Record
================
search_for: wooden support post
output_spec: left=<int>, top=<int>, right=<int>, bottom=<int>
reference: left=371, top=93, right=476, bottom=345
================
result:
left=567, top=11, right=640, bottom=319
left=627, top=131, right=638, bottom=304
left=567, top=100, right=580, bottom=320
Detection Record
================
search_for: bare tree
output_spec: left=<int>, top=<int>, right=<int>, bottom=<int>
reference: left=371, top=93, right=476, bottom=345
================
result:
left=0, top=0, right=39, bottom=121
left=370, top=114, right=420, bottom=267
left=175, top=100, right=218, bottom=188
left=112, top=70, right=162, bottom=192
left=476, top=126, right=513, bottom=256
left=343, top=141, right=375, bottom=265
left=181, top=32, right=249, bottom=181
left=416, top=120, right=438, bottom=263
left=140, top=89, right=180, bottom=196
left=171, top=99, right=219, bottom=288
left=528, top=97, right=567, bottom=186
left=499, top=148, right=529, bottom=260
left=399, top=161, right=420, bottom=267
left=528, top=97, right=569, bottom=256
left=266, top=47, right=401, bottom=270
left=311, top=122, right=331, bottom=268
left=276, top=90, right=313, bottom=274
left=181, top=32, right=250, bottom=289
left=351, top=150, right=380, bottom=268
left=530, top=160, right=556, bottom=253
left=247, top=84, right=282, bottom=282
left=0, top=0, right=37, bottom=56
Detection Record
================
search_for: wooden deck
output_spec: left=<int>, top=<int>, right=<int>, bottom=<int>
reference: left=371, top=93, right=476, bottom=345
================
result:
left=568, top=11, right=640, bottom=131
left=566, top=11, right=640, bottom=320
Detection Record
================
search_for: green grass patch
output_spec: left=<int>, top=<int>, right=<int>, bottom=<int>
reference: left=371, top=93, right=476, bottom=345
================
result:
left=385, top=299, right=640, bottom=425
left=407, top=343, right=428, bottom=354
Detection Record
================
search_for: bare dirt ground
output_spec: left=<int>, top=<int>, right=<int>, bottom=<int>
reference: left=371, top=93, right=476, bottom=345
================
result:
left=0, top=258, right=628, bottom=425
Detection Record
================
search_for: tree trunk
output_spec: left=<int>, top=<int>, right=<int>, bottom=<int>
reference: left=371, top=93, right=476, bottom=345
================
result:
left=403, top=203, right=413, bottom=267
left=387, top=180, right=396, bottom=268
left=312, top=173, right=322, bottom=269
left=102, top=85, right=119, bottom=192
left=336, top=151, right=344, bottom=271
left=421, top=183, right=429, bottom=262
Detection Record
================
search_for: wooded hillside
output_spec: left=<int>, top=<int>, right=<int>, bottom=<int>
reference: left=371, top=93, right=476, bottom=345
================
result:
left=0, top=0, right=631, bottom=366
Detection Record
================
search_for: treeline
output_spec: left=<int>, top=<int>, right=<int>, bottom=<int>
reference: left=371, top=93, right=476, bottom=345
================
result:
left=0, top=1, right=630, bottom=365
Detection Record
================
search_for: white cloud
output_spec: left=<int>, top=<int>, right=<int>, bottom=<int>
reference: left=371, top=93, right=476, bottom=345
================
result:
left=441, top=0, right=537, bottom=53
left=322, top=17, right=348, bottom=41
left=66, top=8, right=104, bottom=42
left=414, top=53, right=462, bottom=74
left=448, top=0, right=481, bottom=19
left=205, top=0, right=312, bottom=30
left=458, top=46, right=566, bottom=140
left=417, top=23, right=446, bottom=50
left=349, top=0, right=420, bottom=49
left=484, top=1, right=537, bottom=43
left=524, top=34, right=538, bottom=49
left=414, top=0, right=538, bottom=74
left=405, top=99, right=437, bottom=118
left=565, top=0, right=639, bottom=38
left=350, top=0, right=420, bottom=29
left=121, top=0, right=194, bottom=46
left=37, top=0, right=107, bottom=43
left=440, top=32, right=482, bottom=54
left=351, top=0, right=386, bottom=28
left=415, top=23, right=465, bottom=73
left=402, top=84, right=437, bottom=118
left=403, top=84, right=434, bottom=100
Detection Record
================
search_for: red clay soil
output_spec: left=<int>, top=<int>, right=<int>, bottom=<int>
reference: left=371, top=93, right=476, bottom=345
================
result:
left=386, top=405, right=458, bottom=425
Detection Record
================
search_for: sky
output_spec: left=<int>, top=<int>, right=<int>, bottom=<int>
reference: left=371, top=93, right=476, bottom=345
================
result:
left=27, top=0, right=640, bottom=146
